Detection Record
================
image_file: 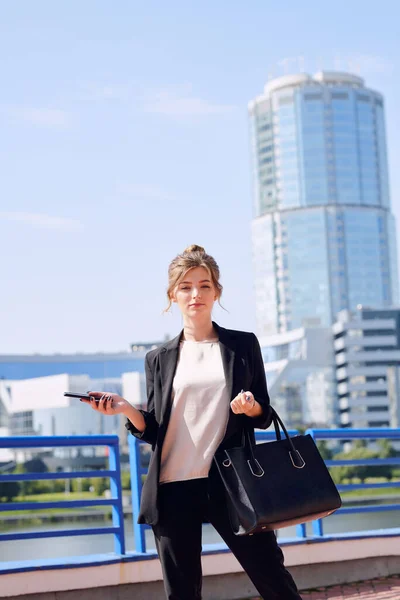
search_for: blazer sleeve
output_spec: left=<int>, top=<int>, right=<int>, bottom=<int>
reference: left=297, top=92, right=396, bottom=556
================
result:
left=125, top=352, right=159, bottom=446
left=246, top=333, right=273, bottom=429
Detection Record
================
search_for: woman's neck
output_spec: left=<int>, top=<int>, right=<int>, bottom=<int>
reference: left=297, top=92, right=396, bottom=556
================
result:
left=182, top=319, right=217, bottom=342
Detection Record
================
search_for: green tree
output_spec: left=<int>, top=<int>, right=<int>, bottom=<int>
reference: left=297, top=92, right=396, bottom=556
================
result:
left=13, top=458, right=49, bottom=496
left=317, top=440, right=333, bottom=461
left=353, top=439, right=367, bottom=450
left=377, top=439, right=397, bottom=459
left=0, top=481, right=20, bottom=502
left=23, top=457, right=48, bottom=473
left=121, top=471, right=131, bottom=490
left=94, top=477, right=109, bottom=496
left=331, top=446, right=393, bottom=484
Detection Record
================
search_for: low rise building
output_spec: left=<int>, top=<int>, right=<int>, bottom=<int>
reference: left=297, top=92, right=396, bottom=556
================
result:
left=259, top=326, right=336, bottom=428
left=334, top=306, right=400, bottom=429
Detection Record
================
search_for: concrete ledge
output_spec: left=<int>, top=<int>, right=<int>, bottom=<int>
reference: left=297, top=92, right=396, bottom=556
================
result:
left=2, top=535, right=400, bottom=599
left=2, top=558, right=400, bottom=600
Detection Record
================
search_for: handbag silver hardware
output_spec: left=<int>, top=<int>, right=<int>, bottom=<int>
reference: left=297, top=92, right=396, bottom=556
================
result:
left=222, top=458, right=232, bottom=467
left=247, top=458, right=264, bottom=477
left=289, top=450, right=306, bottom=469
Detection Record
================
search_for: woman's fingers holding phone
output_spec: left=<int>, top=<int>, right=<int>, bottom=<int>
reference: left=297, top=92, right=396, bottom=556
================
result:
left=79, top=391, right=102, bottom=411
left=98, top=394, right=114, bottom=413
left=83, top=391, right=127, bottom=415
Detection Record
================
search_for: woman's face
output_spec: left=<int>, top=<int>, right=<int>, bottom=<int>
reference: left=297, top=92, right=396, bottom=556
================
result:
left=172, top=267, right=217, bottom=319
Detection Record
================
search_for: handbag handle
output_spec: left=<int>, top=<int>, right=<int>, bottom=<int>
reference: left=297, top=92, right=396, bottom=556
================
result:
left=241, top=406, right=306, bottom=474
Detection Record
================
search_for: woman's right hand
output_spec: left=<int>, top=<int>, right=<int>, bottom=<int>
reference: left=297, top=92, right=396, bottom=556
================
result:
left=81, top=391, right=131, bottom=416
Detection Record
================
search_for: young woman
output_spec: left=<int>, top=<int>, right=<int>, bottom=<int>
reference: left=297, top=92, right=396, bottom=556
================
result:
left=83, top=245, right=302, bottom=600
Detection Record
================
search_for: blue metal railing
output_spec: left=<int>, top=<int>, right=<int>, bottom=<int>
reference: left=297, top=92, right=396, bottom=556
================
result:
left=1, top=428, right=400, bottom=568
left=129, top=427, right=400, bottom=552
left=0, top=435, right=125, bottom=554
left=304, top=427, right=400, bottom=538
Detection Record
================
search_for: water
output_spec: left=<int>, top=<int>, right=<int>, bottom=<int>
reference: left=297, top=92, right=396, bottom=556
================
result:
left=1, top=509, right=400, bottom=563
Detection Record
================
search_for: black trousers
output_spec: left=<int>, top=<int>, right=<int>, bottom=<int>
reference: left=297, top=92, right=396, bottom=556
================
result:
left=152, top=478, right=302, bottom=600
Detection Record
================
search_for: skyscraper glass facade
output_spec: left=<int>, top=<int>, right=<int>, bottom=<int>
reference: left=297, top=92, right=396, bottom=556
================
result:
left=249, top=72, right=398, bottom=336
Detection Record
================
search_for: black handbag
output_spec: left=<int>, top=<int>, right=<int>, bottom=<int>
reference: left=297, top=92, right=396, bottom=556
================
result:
left=214, top=407, right=342, bottom=536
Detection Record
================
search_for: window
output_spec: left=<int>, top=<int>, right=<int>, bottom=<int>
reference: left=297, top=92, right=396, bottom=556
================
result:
left=304, top=93, right=323, bottom=101
left=259, top=145, right=273, bottom=154
left=331, top=92, right=349, bottom=100
left=279, top=97, right=294, bottom=105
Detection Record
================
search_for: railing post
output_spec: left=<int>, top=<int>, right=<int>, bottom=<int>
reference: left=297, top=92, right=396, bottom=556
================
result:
left=305, top=428, right=324, bottom=538
left=312, top=519, right=323, bottom=537
left=108, top=441, right=126, bottom=555
left=128, top=435, right=147, bottom=553
left=296, top=523, right=306, bottom=539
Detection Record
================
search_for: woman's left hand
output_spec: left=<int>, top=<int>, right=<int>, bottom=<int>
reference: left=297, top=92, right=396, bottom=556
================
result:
left=230, top=390, right=256, bottom=415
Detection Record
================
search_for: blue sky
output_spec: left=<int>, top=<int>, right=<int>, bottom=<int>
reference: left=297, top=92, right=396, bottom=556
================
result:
left=0, top=0, right=399, bottom=353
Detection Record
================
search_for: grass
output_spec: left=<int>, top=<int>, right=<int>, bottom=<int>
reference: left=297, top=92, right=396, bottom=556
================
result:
left=340, top=484, right=400, bottom=499
left=2, top=481, right=400, bottom=520
left=16, top=491, right=98, bottom=503
left=0, top=491, right=107, bottom=517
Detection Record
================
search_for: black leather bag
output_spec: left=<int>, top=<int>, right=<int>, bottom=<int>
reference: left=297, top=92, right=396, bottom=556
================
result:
left=214, top=407, right=342, bottom=536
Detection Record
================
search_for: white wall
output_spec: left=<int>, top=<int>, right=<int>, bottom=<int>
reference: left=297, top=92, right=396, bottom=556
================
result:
left=3, top=374, right=128, bottom=437
left=6, top=374, right=71, bottom=412
left=122, top=372, right=145, bottom=409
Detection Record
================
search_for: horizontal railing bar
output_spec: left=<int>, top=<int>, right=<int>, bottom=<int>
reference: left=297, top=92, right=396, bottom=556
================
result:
left=0, top=527, right=120, bottom=542
left=326, top=458, right=400, bottom=467
left=0, top=435, right=120, bottom=448
left=0, top=499, right=117, bottom=511
left=306, top=428, right=400, bottom=440
left=255, top=430, right=299, bottom=438
left=338, top=482, right=400, bottom=491
left=1, top=470, right=116, bottom=482
left=336, top=503, right=400, bottom=514
left=136, top=431, right=299, bottom=444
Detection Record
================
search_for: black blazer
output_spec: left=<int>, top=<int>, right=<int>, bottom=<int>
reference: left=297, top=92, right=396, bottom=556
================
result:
left=126, top=321, right=272, bottom=526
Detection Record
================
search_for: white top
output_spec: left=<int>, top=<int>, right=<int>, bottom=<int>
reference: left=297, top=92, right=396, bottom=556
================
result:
left=159, top=340, right=230, bottom=484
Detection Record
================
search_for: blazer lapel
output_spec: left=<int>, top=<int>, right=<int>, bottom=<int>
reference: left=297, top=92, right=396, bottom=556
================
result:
left=213, top=321, right=236, bottom=403
left=159, top=331, right=181, bottom=424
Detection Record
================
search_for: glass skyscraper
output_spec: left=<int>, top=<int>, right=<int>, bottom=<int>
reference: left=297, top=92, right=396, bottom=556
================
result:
left=249, top=71, right=398, bottom=336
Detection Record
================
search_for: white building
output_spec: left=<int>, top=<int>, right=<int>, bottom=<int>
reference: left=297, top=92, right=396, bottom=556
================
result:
left=334, top=307, right=400, bottom=429
left=260, top=326, right=335, bottom=428
left=0, top=372, right=146, bottom=463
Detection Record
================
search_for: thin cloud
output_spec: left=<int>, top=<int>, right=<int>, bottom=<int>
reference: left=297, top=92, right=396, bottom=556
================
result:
left=0, top=212, right=84, bottom=232
left=82, top=81, right=236, bottom=118
left=9, top=107, right=69, bottom=128
left=143, top=85, right=236, bottom=118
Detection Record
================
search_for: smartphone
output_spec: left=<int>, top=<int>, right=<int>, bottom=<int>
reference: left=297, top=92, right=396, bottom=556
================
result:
left=63, top=392, right=98, bottom=401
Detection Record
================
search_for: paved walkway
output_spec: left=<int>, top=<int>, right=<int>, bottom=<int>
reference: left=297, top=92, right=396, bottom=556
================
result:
left=247, top=575, right=400, bottom=599
left=300, top=575, right=400, bottom=599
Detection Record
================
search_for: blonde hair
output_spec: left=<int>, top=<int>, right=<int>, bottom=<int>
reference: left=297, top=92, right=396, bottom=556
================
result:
left=165, top=244, right=223, bottom=312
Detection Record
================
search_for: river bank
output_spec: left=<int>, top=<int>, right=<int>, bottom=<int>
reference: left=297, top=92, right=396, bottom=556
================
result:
left=1, top=493, right=400, bottom=531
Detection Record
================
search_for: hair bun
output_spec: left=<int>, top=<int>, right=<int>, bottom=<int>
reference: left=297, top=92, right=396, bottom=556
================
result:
left=183, top=244, right=205, bottom=255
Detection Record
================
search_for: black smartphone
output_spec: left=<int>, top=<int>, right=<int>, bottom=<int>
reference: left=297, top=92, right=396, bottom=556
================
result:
left=63, top=392, right=98, bottom=401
